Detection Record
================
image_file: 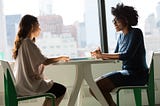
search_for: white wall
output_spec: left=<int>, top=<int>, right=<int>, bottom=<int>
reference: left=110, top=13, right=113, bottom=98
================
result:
left=0, top=53, right=160, bottom=106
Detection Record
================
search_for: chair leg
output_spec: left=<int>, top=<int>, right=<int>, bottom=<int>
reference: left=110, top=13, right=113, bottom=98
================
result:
left=147, top=88, right=155, bottom=106
left=147, top=63, right=155, bottom=106
left=51, top=97, right=55, bottom=106
left=133, top=88, right=142, bottom=106
left=117, top=90, right=120, bottom=106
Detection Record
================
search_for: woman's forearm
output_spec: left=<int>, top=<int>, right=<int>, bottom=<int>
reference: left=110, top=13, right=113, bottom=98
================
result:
left=43, top=57, right=61, bottom=65
left=43, top=56, right=69, bottom=65
left=101, top=53, right=120, bottom=60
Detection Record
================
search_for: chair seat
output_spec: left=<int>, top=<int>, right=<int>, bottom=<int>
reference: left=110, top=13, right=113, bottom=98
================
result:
left=111, top=52, right=155, bottom=106
left=17, top=93, right=56, bottom=101
left=112, top=85, right=148, bottom=93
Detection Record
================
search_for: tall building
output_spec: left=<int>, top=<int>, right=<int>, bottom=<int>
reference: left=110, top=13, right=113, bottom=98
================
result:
left=144, top=14, right=156, bottom=35
left=0, top=0, right=7, bottom=60
left=156, top=2, right=160, bottom=22
left=156, top=2, right=160, bottom=31
left=37, top=15, right=78, bottom=58
left=6, top=15, right=21, bottom=46
left=4, top=15, right=21, bottom=61
left=76, top=22, right=86, bottom=48
left=74, top=22, right=87, bottom=57
left=38, top=15, right=63, bottom=34
left=39, top=0, right=53, bottom=15
left=85, top=0, right=100, bottom=47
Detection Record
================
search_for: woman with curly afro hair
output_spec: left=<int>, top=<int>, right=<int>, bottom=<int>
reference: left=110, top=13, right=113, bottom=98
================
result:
left=90, top=3, right=148, bottom=106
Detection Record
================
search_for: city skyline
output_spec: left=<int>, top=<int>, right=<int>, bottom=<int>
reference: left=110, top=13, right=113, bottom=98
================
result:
left=1, top=0, right=160, bottom=60
left=3, top=0, right=84, bottom=25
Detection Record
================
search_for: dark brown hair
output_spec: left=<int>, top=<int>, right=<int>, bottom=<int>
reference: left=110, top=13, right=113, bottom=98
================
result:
left=12, top=14, right=38, bottom=59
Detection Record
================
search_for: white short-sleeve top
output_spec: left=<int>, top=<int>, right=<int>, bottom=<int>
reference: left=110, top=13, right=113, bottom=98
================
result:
left=13, top=38, right=53, bottom=96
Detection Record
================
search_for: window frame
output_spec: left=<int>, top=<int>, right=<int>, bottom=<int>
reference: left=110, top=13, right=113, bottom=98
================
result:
left=98, top=0, right=108, bottom=53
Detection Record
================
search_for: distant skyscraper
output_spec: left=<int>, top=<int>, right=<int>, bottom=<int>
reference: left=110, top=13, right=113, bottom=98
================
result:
left=6, top=15, right=21, bottom=46
left=156, top=2, right=160, bottom=30
left=156, top=2, right=160, bottom=21
left=85, top=0, right=100, bottom=46
left=0, top=0, right=7, bottom=59
left=144, top=14, right=156, bottom=35
left=76, top=22, right=86, bottom=48
left=39, top=0, right=53, bottom=15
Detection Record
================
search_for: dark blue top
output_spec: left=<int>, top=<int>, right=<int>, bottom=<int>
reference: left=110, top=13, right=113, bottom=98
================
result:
left=114, top=28, right=148, bottom=72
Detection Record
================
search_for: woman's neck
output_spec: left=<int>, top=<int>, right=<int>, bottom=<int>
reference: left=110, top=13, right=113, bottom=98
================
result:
left=122, top=26, right=132, bottom=35
left=28, top=34, right=35, bottom=42
left=29, top=33, right=35, bottom=40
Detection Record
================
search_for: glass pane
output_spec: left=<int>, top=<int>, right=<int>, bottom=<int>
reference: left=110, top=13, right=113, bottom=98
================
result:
left=1, top=0, right=100, bottom=60
left=106, top=0, right=160, bottom=53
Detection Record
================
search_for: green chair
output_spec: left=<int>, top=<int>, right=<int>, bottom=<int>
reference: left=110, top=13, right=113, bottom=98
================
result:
left=112, top=52, right=155, bottom=106
left=0, top=60, right=56, bottom=106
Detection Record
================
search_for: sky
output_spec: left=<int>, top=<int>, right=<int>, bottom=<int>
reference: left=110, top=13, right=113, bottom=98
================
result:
left=2, top=0, right=84, bottom=25
left=2, top=0, right=160, bottom=25
left=121, top=0, right=160, bottom=30
left=122, top=0, right=159, bottom=17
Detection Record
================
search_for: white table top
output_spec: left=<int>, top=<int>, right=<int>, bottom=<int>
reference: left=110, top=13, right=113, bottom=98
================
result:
left=53, top=58, right=119, bottom=65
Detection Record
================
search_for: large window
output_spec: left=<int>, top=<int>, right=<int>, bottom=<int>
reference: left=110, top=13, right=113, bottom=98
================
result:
left=0, top=0, right=100, bottom=61
left=105, top=0, right=160, bottom=53
left=1, top=0, right=160, bottom=61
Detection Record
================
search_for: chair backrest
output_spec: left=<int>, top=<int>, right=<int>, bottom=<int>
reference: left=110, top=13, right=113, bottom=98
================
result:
left=146, top=51, right=153, bottom=70
left=0, top=60, right=16, bottom=84
left=146, top=51, right=154, bottom=86
left=1, top=60, right=18, bottom=106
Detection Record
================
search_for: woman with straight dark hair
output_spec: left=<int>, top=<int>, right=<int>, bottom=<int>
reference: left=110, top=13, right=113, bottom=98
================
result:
left=13, top=14, right=69, bottom=106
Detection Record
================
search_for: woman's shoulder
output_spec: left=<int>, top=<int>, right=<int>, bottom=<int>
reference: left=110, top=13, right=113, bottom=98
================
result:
left=130, top=28, right=144, bottom=40
left=131, top=28, right=142, bottom=33
left=22, top=38, right=34, bottom=45
left=21, top=38, right=36, bottom=48
left=23, top=37, right=32, bottom=43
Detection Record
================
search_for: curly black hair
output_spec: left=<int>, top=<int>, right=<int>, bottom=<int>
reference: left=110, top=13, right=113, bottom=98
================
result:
left=111, top=3, right=139, bottom=26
